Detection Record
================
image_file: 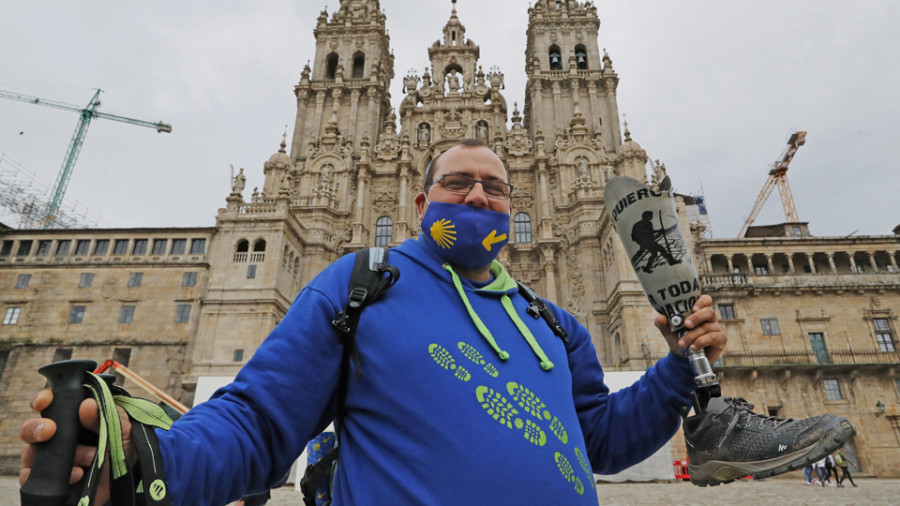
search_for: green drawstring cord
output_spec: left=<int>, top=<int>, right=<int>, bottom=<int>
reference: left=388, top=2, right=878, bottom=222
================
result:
left=500, top=295, right=554, bottom=371
left=444, top=265, right=510, bottom=361
left=443, top=264, right=554, bottom=371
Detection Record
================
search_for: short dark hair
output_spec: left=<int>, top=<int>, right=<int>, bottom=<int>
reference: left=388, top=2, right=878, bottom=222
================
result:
left=423, top=138, right=508, bottom=191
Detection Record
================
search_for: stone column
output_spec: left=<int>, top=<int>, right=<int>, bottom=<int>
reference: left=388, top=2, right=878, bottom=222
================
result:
left=397, top=166, right=410, bottom=239
left=348, top=89, right=361, bottom=143
left=588, top=81, right=600, bottom=132
left=351, top=167, right=369, bottom=244
left=290, top=89, right=310, bottom=159
left=827, top=252, right=837, bottom=274
left=726, top=255, right=734, bottom=274
left=552, top=82, right=563, bottom=134
left=541, top=246, right=558, bottom=302
left=367, top=88, right=379, bottom=142
left=312, top=91, right=326, bottom=139
left=604, top=78, right=621, bottom=145
left=786, top=255, right=796, bottom=275
left=868, top=251, right=878, bottom=272
left=807, top=254, right=816, bottom=274
left=847, top=252, right=858, bottom=273
left=766, top=254, right=775, bottom=275
left=746, top=255, right=754, bottom=274
left=538, top=164, right=553, bottom=239
left=531, top=80, right=543, bottom=137
left=890, top=251, right=899, bottom=272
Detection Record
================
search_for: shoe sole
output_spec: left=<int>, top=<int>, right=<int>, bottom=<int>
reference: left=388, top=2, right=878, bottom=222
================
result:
left=688, top=418, right=856, bottom=486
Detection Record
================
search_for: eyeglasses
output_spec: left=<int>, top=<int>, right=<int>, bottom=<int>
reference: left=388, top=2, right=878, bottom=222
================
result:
left=432, top=174, right=514, bottom=200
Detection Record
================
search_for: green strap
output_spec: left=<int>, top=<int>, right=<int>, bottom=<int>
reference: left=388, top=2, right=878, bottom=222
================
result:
left=444, top=264, right=510, bottom=361
left=500, top=295, right=554, bottom=371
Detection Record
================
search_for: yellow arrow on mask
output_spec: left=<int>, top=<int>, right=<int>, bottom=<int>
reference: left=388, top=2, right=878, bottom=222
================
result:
left=482, top=230, right=508, bottom=251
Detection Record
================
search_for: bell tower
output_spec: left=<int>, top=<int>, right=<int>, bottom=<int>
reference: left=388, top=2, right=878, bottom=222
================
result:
left=289, top=0, right=394, bottom=160
left=523, top=0, right=622, bottom=153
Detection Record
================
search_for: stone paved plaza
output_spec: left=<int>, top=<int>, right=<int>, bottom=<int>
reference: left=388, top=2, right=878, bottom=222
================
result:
left=4, top=475, right=897, bottom=505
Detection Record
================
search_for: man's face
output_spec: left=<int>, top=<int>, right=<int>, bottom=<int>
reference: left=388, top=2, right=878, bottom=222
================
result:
left=415, top=145, right=511, bottom=220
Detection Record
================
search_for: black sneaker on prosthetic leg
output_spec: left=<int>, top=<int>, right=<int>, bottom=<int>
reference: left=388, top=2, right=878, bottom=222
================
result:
left=684, top=397, right=856, bottom=486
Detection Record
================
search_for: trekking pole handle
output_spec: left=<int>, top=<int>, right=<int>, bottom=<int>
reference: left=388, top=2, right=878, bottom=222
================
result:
left=20, top=359, right=97, bottom=506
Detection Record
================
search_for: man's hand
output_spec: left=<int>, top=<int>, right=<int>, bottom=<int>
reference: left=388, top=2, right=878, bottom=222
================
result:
left=654, top=294, right=727, bottom=364
left=19, top=390, right=133, bottom=505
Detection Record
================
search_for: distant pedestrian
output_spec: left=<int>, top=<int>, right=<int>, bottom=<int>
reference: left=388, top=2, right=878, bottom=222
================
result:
left=814, top=457, right=828, bottom=486
left=802, top=463, right=814, bottom=485
left=824, top=454, right=837, bottom=485
left=834, top=447, right=858, bottom=487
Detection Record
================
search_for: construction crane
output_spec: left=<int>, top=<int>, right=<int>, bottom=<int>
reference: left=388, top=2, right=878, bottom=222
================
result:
left=0, top=88, right=172, bottom=228
left=738, top=131, right=807, bottom=238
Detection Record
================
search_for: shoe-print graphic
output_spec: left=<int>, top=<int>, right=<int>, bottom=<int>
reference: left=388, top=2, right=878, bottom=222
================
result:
left=522, top=419, right=547, bottom=447
left=555, top=452, right=585, bottom=495
left=574, top=447, right=592, bottom=476
left=429, top=343, right=471, bottom=382
left=548, top=417, right=568, bottom=444
left=506, top=381, right=549, bottom=420
left=506, top=381, right=568, bottom=444
left=476, top=385, right=520, bottom=429
left=458, top=342, right=499, bottom=378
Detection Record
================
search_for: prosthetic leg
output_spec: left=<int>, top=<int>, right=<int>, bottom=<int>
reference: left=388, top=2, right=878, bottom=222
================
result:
left=604, top=175, right=720, bottom=413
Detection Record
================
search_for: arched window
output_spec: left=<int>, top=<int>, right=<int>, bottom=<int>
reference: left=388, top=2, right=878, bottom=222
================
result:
left=549, top=45, right=562, bottom=71
left=555, top=0, right=563, bottom=10
left=375, top=216, right=393, bottom=247
left=326, top=53, right=339, bottom=80
left=514, top=213, right=532, bottom=244
left=352, top=52, right=365, bottom=79
left=575, top=45, right=588, bottom=70
left=236, top=240, right=249, bottom=253
left=293, top=257, right=300, bottom=278
left=253, top=239, right=266, bottom=252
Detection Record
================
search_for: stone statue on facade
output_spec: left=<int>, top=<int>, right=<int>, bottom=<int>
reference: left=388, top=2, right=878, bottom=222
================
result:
left=418, top=123, right=431, bottom=145
left=232, top=168, right=246, bottom=195
left=446, top=69, right=461, bottom=93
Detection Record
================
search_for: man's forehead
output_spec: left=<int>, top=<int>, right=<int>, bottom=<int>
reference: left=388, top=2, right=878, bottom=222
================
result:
left=436, top=146, right=507, bottom=179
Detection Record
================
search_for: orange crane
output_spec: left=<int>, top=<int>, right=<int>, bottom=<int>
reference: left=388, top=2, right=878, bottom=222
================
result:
left=738, top=131, right=807, bottom=238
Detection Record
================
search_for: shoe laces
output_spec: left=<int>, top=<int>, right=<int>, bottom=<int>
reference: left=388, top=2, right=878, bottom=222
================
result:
left=715, top=397, right=794, bottom=447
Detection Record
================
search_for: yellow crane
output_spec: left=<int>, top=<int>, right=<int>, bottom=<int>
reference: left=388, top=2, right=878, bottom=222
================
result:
left=738, top=131, right=806, bottom=238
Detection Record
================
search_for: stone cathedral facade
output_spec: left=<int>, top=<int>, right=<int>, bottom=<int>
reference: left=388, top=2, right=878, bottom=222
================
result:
left=1, top=0, right=898, bottom=477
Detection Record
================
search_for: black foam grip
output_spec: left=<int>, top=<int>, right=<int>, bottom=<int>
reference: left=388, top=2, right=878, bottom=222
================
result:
left=20, top=359, right=96, bottom=506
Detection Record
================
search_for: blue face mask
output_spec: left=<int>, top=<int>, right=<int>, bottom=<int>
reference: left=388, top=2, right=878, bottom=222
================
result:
left=421, top=201, right=510, bottom=270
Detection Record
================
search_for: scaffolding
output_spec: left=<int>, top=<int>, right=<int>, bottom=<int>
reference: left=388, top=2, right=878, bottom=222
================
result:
left=0, top=149, right=109, bottom=229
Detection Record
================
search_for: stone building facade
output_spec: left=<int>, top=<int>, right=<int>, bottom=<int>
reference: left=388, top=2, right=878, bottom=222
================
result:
left=1, top=0, right=898, bottom=477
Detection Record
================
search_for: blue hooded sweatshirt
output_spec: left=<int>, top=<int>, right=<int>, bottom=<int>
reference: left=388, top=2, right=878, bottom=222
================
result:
left=157, top=237, right=695, bottom=505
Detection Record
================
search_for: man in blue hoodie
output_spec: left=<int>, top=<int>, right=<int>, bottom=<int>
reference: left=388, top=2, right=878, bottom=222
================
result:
left=22, top=138, right=727, bottom=504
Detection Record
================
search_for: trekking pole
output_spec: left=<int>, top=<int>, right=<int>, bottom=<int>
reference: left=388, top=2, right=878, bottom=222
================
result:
left=20, top=359, right=97, bottom=506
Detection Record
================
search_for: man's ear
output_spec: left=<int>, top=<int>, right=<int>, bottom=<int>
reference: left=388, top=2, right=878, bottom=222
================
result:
left=414, top=191, right=427, bottom=221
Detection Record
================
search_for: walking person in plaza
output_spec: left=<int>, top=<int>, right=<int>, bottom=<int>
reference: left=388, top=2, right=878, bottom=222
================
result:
left=834, top=446, right=858, bottom=487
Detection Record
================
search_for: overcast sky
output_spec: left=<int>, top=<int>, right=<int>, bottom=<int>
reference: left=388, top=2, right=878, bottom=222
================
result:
left=1, top=1, right=897, bottom=238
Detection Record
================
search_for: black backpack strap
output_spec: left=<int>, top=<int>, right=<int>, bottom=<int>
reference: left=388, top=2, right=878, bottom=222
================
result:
left=302, top=248, right=398, bottom=506
left=516, top=281, right=569, bottom=344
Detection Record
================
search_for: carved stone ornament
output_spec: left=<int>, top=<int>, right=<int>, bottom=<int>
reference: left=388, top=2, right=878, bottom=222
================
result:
left=373, top=191, right=397, bottom=213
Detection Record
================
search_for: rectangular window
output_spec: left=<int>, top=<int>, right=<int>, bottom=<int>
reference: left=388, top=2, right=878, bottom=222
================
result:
left=93, top=239, right=109, bottom=255
left=16, top=240, right=33, bottom=256
left=182, top=271, right=197, bottom=287
left=233, top=349, right=244, bottom=362
left=247, top=264, right=257, bottom=279
left=55, top=240, right=71, bottom=256
left=190, top=238, right=206, bottom=254
left=92, top=239, right=108, bottom=255
left=809, top=332, right=830, bottom=364
left=118, top=305, right=135, bottom=324
left=754, top=265, right=769, bottom=275
left=719, top=304, right=735, bottom=320
left=79, top=273, right=94, bottom=288
left=171, top=239, right=187, bottom=255
left=174, top=304, right=191, bottom=323
left=823, top=379, right=842, bottom=401
left=36, top=240, right=52, bottom=256
left=0, top=240, right=12, bottom=256
left=68, top=305, right=86, bottom=324
left=113, top=239, right=129, bottom=256
left=132, top=239, right=148, bottom=255
left=0, top=350, right=9, bottom=381
left=151, top=239, right=167, bottom=255
left=761, top=318, right=781, bottom=336
left=128, top=272, right=143, bottom=288
left=74, top=239, right=90, bottom=256
left=16, top=273, right=31, bottom=289
left=3, top=307, right=21, bottom=325
left=874, top=317, right=895, bottom=352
